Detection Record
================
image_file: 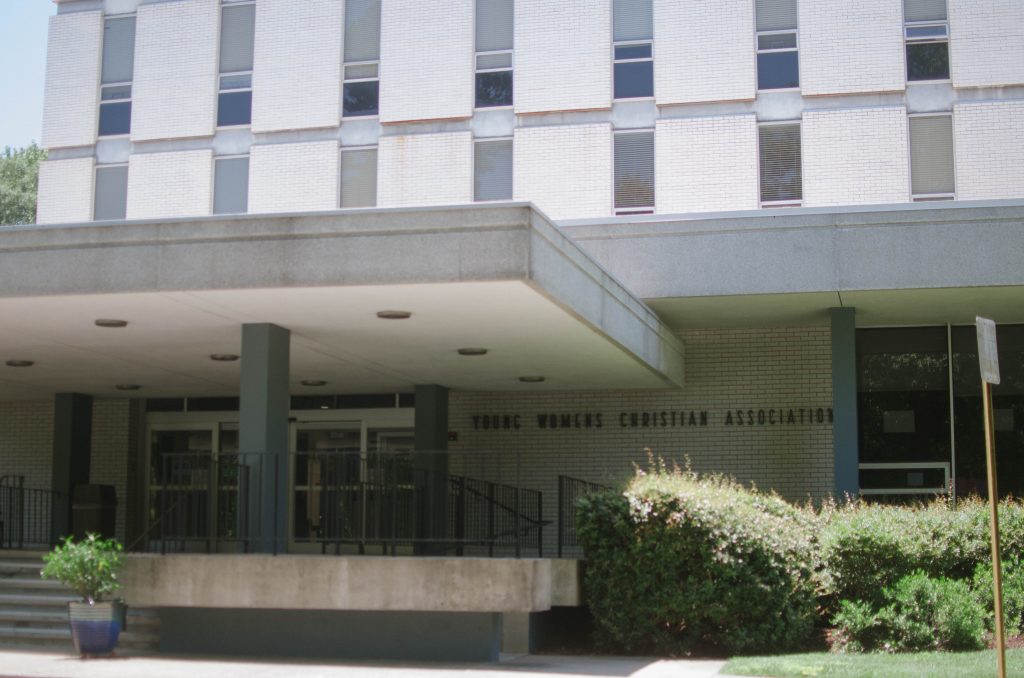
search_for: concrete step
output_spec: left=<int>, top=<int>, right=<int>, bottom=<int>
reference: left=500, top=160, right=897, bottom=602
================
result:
left=0, top=577, right=68, bottom=591
left=0, top=592, right=78, bottom=607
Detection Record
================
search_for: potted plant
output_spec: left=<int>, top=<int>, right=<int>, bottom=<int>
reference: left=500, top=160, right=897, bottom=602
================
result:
left=41, top=533, right=126, bottom=656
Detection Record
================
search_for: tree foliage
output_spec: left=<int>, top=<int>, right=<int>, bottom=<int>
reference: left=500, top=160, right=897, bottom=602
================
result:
left=0, top=143, right=46, bottom=225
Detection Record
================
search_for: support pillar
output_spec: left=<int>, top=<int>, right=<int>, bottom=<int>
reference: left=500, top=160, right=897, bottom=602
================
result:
left=51, top=393, right=93, bottom=542
left=831, top=307, right=859, bottom=499
left=414, top=385, right=448, bottom=555
left=239, top=323, right=290, bottom=554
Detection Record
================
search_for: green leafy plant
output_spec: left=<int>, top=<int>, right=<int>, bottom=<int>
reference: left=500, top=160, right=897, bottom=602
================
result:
left=972, top=556, right=1024, bottom=636
left=41, top=534, right=124, bottom=604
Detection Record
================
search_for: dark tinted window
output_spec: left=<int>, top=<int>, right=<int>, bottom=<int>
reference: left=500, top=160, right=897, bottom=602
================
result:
left=907, top=43, right=949, bottom=81
left=757, top=51, right=799, bottom=89
left=98, top=102, right=132, bottom=136
left=475, top=71, right=513, bottom=108
left=613, top=61, right=653, bottom=99
left=614, top=44, right=652, bottom=60
left=343, top=80, right=379, bottom=117
left=217, top=90, right=252, bottom=127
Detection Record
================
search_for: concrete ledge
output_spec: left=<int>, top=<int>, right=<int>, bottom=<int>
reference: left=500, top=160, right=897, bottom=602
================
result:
left=122, top=554, right=567, bottom=613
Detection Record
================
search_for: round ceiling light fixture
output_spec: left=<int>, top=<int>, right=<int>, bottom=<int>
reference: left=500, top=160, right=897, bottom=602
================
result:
left=5, top=360, right=34, bottom=368
left=301, top=379, right=328, bottom=387
left=115, top=384, right=142, bottom=391
left=457, top=347, right=488, bottom=356
left=210, top=353, right=240, bottom=362
left=94, top=319, right=129, bottom=328
left=518, top=376, right=546, bottom=383
left=376, top=310, right=412, bottom=320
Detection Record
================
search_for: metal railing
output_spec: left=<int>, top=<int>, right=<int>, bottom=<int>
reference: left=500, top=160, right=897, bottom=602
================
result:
left=142, top=450, right=546, bottom=557
left=0, top=475, right=58, bottom=550
left=557, top=475, right=610, bottom=557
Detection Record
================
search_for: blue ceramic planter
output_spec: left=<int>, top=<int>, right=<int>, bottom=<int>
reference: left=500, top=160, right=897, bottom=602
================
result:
left=68, top=601, right=123, bottom=656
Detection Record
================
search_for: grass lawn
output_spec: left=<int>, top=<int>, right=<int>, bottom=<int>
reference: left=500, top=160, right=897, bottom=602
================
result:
left=722, top=648, right=1024, bottom=678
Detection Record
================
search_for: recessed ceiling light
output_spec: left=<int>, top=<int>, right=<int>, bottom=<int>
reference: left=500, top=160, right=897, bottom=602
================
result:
left=377, top=310, right=412, bottom=320
left=301, top=380, right=327, bottom=387
left=94, top=319, right=128, bottom=328
left=457, top=348, right=488, bottom=356
left=5, top=360, right=34, bottom=368
left=210, top=354, right=240, bottom=362
left=115, top=384, right=141, bottom=391
left=518, top=376, right=546, bottom=383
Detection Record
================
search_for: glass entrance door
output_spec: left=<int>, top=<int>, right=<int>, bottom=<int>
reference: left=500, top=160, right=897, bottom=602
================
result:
left=291, top=422, right=361, bottom=553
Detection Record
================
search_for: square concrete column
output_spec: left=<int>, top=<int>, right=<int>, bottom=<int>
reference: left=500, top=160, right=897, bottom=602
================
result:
left=831, top=307, right=859, bottom=499
left=414, top=385, right=449, bottom=554
left=51, top=393, right=93, bottom=542
left=240, top=323, right=290, bottom=554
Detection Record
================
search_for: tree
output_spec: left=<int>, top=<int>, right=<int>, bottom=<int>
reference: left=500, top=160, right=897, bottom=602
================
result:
left=0, top=143, right=46, bottom=225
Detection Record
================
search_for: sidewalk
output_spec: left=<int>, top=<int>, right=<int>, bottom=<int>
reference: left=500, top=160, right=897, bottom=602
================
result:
left=0, top=651, right=731, bottom=678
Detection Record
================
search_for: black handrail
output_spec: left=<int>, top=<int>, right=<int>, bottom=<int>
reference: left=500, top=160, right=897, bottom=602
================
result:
left=0, top=476, right=59, bottom=550
left=557, top=475, right=610, bottom=557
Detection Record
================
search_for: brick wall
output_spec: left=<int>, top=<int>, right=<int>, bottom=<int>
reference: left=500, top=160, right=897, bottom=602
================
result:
left=0, top=401, right=53, bottom=494
left=655, top=115, right=759, bottom=213
left=954, top=100, right=1024, bottom=200
left=449, top=326, right=835, bottom=553
left=249, top=141, right=340, bottom=213
left=41, top=11, right=102, bottom=150
left=514, top=123, right=612, bottom=219
left=252, top=0, right=343, bottom=132
left=950, top=0, right=1024, bottom=88
left=132, top=0, right=219, bottom=142
left=378, top=132, right=474, bottom=207
left=654, top=0, right=755, bottom=105
left=127, top=150, right=213, bottom=219
left=803, top=106, right=910, bottom=207
left=380, top=0, right=474, bottom=123
left=36, top=158, right=95, bottom=225
left=515, top=0, right=611, bottom=114
left=800, top=0, right=905, bottom=96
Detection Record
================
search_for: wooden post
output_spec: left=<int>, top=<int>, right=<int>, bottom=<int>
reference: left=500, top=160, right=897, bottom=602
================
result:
left=982, top=380, right=1007, bottom=678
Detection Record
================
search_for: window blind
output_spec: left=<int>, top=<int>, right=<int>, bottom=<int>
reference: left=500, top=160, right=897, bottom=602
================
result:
left=904, top=0, right=947, bottom=22
left=759, top=124, right=802, bottom=203
left=474, top=140, right=513, bottom=202
left=220, top=4, right=255, bottom=73
left=614, top=0, right=653, bottom=42
left=94, top=166, right=128, bottom=221
left=477, top=0, right=513, bottom=52
left=102, top=17, right=136, bottom=84
left=213, top=157, right=250, bottom=214
left=340, top=148, right=378, bottom=208
left=345, top=0, right=382, bottom=62
left=614, top=131, right=654, bottom=210
left=756, top=0, right=798, bottom=32
left=910, top=116, right=955, bottom=195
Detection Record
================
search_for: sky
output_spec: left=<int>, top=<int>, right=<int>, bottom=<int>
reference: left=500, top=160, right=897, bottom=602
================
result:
left=0, top=2, right=57, bottom=150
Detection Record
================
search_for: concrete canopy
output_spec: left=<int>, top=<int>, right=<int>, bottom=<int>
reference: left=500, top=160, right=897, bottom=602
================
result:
left=0, top=204, right=684, bottom=400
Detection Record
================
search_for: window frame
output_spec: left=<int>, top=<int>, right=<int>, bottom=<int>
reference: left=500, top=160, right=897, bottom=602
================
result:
left=757, top=120, right=803, bottom=208
left=93, top=163, right=129, bottom=222
left=472, top=137, right=514, bottom=203
left=907, top=112, right=956, bottom=202
left=755, top=29, right=800, bottom=92
left=342, top=60, right=381, bottom=118
left=212, top=154, right=250, bottom=215
left=339, top=145, right=379, bottom=209
left=612, top=128, right=655, bottom=216
left=217, top=0, right=255, bottom=128
left=97, top=14, right=136, bottom=138
left=474, top=50, right=514, bottom=110
left=904, top=20, right=950, bottom=83
left=612, top=40, right=655, bottom=101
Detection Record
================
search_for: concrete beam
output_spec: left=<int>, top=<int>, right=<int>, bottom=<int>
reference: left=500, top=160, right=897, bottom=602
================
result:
left=831, top=308, right=859, bottom=499
left=51, top=393, right=92, bottom=542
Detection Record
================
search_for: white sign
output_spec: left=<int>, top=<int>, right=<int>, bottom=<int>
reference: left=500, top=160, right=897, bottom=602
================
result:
left=977, top=317, right=1001, bottom=385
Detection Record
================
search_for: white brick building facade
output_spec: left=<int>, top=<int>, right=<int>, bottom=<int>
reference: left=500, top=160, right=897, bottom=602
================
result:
left=378, top=132, right=474, bottom=207
left=954, top=100, right=1024, bottom=200
left=249, top=141, right=341, bottom=213
left=513, top=124, right=612, bottom=219
left=126, top=150, right=214, bottom=219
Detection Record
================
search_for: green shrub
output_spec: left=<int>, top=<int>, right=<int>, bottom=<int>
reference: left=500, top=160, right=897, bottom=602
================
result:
left=972, top=557, right=1024, bottom=636
left=833, top=572, right=986, bottom=653
left=40, top=533, right=124, bottom=604
left=819, top=497, right=1024, bottom=608
left=577, top=462, right=820, bottom=656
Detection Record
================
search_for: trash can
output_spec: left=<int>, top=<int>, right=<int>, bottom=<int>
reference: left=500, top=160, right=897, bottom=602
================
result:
left=71, top=484, right=117, bottom=540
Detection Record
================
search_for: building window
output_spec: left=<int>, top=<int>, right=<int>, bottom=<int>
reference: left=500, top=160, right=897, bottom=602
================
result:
left=94, top=165, right=128, bottom=221
left=340, top=147, right=378, bottom=208
left=614, top=130, right=654, bottom=215
left=217, top=1, right=255, bottom=127
left=756, top=0, right=799, bottom=90
left=758, top=123, right=801, bottom=206
left=613, top=0, right=653, bottom=99
left=213, top=156, right=249, bottom=214
left=909, top=114, right=955, bottom=201
left=904, top=0, right=949, bottom=81
left=475, top=0, right=513, bottom=108
left=343, top=0, right=381, bottom=117
left=99, top=16, right=136, bottom=137
left=474, top=139, right=513, bottom=202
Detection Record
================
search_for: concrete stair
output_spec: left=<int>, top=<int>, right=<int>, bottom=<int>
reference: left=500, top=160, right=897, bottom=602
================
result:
left=0, top=550, right=160, bottom=654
